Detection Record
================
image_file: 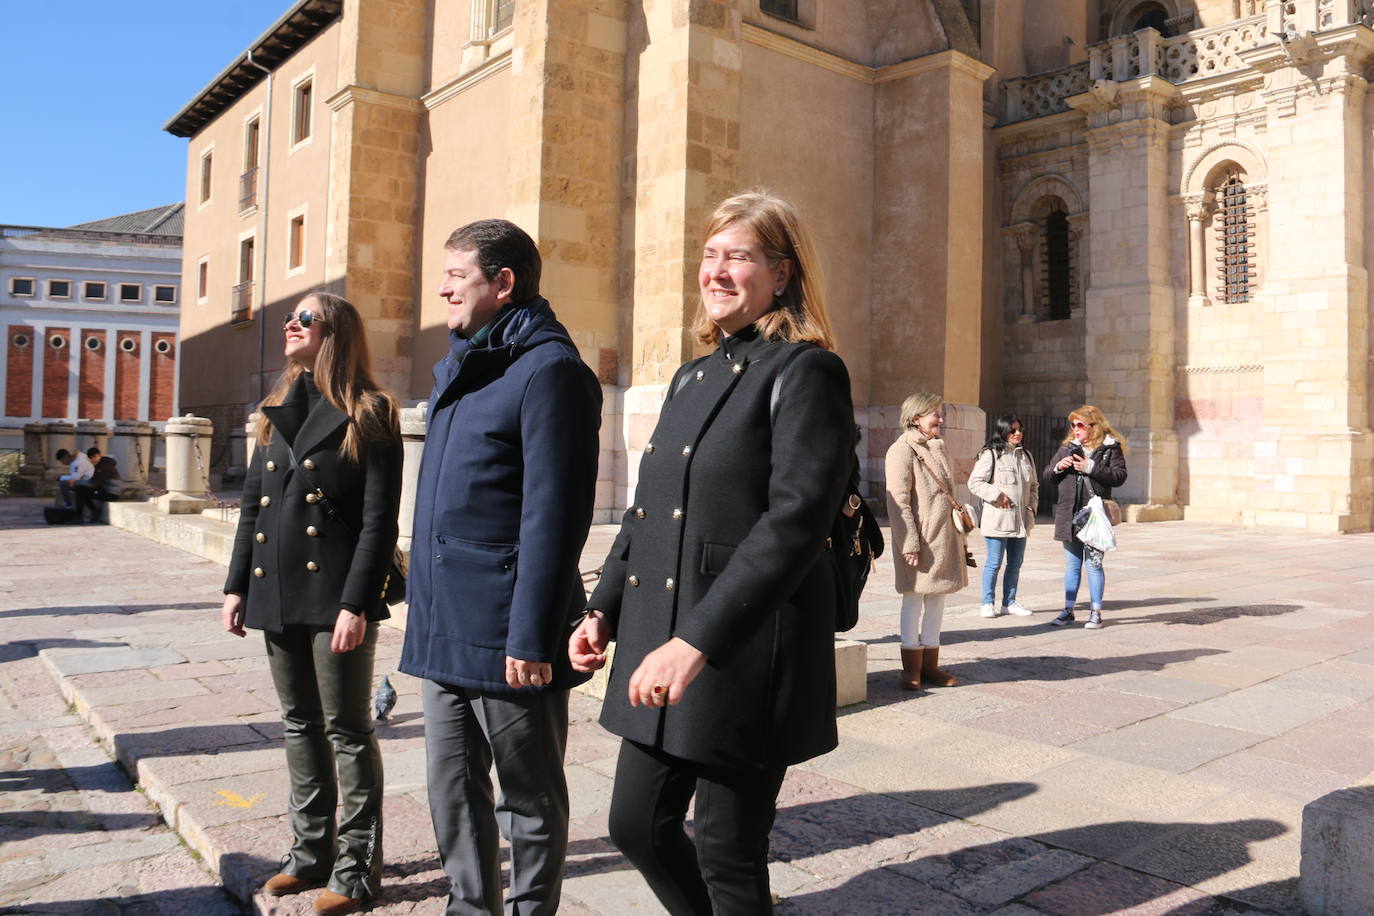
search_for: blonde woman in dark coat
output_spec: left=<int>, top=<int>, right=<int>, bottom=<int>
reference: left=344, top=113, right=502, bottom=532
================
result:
left=885, top=393, right=968, bottom=690
left=222, top=292, right=401, bottom=915
left=568, top=192, right=854, bottom=915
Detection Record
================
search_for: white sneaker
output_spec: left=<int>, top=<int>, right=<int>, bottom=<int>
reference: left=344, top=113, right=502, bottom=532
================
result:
left=1003, top=600, right=1033, bottom=617
left=980, top=603, right=1000, bottom=618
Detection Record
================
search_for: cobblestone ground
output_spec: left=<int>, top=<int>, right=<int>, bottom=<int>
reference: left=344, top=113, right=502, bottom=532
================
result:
left=2, top=495, right=1373, bottom=914
left=0, top=502, right=241, bottom=914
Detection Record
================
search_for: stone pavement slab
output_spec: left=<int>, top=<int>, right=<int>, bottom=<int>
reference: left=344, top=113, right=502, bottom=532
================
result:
left=7, top=497, right=1374, bottom=913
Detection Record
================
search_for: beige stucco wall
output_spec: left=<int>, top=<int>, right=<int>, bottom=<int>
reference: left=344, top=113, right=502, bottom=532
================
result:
left=178, top=24, right=341, bottom=419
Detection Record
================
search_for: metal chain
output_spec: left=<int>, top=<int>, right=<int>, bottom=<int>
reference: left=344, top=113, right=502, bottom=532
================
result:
left=191, top=434, right=240, bottom=518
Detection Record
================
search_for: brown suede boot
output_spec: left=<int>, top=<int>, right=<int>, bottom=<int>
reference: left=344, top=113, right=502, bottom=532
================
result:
left=898, top=647, right=923, bottom=690
left=920, top=646, right=958, bottom=687
left=313, top=889, right=365, bottom=915
left=263, top=873, right=324, bottom=897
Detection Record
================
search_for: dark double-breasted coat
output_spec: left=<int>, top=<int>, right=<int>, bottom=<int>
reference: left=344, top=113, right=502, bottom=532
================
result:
left=587, top=327, right=854, bottom=771
left=1043, top=437, right=1128, bottom=542
left=225, top=374, right=403, bottom=631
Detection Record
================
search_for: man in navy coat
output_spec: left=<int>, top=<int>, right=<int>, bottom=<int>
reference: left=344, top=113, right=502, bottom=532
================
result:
left=399, top=219, right=601, bottom=915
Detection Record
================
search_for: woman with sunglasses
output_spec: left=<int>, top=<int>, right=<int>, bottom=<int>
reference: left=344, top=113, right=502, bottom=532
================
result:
left=1044, top=405, right=1127, bottom=629
left=221, top=292, right=402, bottom=915
left=967, top=414, right=1038, bottom=618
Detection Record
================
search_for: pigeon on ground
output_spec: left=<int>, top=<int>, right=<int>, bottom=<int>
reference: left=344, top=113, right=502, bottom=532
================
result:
left=374, top=675, right=397, bottom=721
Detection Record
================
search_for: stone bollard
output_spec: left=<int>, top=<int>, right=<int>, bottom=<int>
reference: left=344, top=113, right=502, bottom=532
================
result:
left=397, top=402, right=428, bottom=554
left=45, top=421, right=76, bottom=474
left=75, top=420, right=110, bottom=458
left=154, top=415, right=214, bottom=514
left=109, top=421, right=155, bottom=496
left=1300, top=772, right=1374, bottom=915
left=21, top=422, right=48, bottom=476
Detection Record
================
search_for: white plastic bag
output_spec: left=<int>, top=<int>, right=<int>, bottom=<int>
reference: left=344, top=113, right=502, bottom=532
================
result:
left=1074, top=495, right=1117, bottom=552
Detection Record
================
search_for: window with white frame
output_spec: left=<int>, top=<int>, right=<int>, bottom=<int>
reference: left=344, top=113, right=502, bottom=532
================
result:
left=9, top=277, right=36, bottom=297
left=83, top=281, right=107, bottom=301
left=472, top=0, right=515, bottom=39
left=119, top=283, right=143, bottom=303
left=288, top=213, right=306, bottom=272
left=197, top=257, right=209, bottom=302
left=48, top=279, right=72, bottom=299
left=154, top=285, right=177, bottom=304
left=200, top=148, right=214, bottom=204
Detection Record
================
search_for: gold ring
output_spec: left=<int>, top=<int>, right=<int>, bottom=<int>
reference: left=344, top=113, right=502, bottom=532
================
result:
left=652, top=684, right=667, bottom=696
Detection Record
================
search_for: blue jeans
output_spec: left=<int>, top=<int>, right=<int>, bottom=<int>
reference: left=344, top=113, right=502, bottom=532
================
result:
left=1063, top=539, right=1105, bottom=610
left=982, top=537, right=1027, bottom=606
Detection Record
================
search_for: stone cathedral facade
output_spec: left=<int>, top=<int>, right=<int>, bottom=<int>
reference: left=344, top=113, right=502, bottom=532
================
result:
left=168, top=0, right=1374, bottom=532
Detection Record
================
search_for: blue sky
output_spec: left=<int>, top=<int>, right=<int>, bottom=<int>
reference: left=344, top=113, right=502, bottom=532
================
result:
left=2, top=1, right=295, bottom=228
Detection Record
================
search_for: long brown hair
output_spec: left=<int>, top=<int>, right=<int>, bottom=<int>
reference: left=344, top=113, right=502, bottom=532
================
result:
left=256, top=291, right=399, bottom=462
left=691, top=191, right=836, bottom=350
left=1062, top=404, right=1128, bottom=454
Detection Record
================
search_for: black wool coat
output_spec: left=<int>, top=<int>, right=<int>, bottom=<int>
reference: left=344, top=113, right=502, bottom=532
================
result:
left=225, top=374, right=403, bottom=631
left=587, top=328, right=854, bottom=770
left=1043, top=439, right=1128, bottom=542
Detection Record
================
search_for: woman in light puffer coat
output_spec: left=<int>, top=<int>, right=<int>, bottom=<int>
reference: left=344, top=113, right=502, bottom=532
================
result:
left=967, top=414, right=1038, bottom=619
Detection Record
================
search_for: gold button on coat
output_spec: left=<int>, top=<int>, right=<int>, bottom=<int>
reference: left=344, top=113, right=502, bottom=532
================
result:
left=645, top=443, right=655, bottom=454
left=681, top=445, right=691, bottom=456
left=306, top=525, right=318, bottom=537
left=634, top=507, right=646, bottom=518
left=628, top=575, right=640, bottom=587
left=302, top=459, right=316, bottom=470
left=306, top=561, right=319, bottom=572
left=255, top=532, right=266, bottom=543
left=695, top=370, right=705, bottom=381
left=731, top=363, right=743, bottom=375
left=672, top=508, right=683, bottom=520
left=265, top=460, right=276, bottom=471
left=305, top=492, right=319, bottom=504
left=253, top=567, right=265, bottom=578
left=665, top=578, right=675, bottom=590
left=259, top=496, right=270, bottom=507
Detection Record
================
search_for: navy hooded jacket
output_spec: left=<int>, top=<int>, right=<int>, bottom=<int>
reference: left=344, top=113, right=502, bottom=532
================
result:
left=399, top=297, right=601, bottom=693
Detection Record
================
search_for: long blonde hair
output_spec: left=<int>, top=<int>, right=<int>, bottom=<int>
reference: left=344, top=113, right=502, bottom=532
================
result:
left=691, top=191, right=836, bottom=350
left=256, top=291, right=399, bottom=463
left=1062, top=404, right=1128, bottom=454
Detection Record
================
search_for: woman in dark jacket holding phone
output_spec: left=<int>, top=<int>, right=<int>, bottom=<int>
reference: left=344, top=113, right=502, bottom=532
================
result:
left=1043, top=404, right=1127, bottom=631
left=221, top=291, right=402, bottom=915
left=568, top=192, right=854, bottom=915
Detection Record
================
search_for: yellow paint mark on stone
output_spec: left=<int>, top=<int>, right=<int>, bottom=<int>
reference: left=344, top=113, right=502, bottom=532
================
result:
left=214, top=790, right=265, bottom=809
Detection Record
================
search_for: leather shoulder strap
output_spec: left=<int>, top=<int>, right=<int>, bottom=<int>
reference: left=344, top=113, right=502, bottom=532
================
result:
left=769, top=343, right=818, bottom=427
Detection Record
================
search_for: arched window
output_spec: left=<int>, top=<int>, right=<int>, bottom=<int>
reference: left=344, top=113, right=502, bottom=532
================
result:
left=1215, top=170, right=1254, bottom=304
left=1043, top=209, right=1073, bottom=320
left=1130, top=4, right=1172, bottom=36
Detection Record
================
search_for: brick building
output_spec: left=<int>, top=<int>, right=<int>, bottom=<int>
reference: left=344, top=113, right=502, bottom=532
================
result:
left=1, top=205, right=183, bottom=450
left=165, top=0, right=1374, bottom=532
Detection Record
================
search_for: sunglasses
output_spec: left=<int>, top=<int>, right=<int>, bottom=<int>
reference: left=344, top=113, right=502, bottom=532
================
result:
left=1070, top=420, right=1092, bottom=430
left=282, top=308, right=324, bottom=330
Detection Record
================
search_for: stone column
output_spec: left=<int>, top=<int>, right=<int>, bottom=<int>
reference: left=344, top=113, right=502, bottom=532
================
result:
left=1014, top=224, right=1037, bottom=322
left=155, top=415, right=214, bottom=514
left=397, top=403, right=427, bottom=554
left=324, top=0, right=428, bottom=399
left=1067, top=212, right=1090, bottom=314
left=74, top=420, right=109, bottom=458
left=109, top=421, right=154, bottom=495
left=1184, top=195, right=1212, bottom=308
left=1069, top=77, right=1183, bottom=520
left=1243, top=36, right=1374, bottom=530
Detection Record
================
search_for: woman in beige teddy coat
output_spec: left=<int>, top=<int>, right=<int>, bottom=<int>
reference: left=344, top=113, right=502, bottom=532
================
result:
left=884, top=392, right=968, bottom=690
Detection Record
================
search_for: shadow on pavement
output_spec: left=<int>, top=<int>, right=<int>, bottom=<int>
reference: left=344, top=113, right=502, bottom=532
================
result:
left=0, top=885, right=242, bottom=915
left=0, top=810, right=163, bottom=839
left=779, top=815, right=1289, bottom=914
left=0, top=601, right=218, bottom=621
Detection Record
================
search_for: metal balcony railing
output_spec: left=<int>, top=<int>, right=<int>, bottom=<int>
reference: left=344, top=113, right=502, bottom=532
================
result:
left=239, top=168, right=259, bottom=212
left=231, top=280, right=254, bottom=324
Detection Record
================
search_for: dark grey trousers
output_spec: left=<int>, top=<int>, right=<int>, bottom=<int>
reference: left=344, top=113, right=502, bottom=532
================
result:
left=421, top=679, right=570, bottom=916
left=264, top=624, right=383, bottom=900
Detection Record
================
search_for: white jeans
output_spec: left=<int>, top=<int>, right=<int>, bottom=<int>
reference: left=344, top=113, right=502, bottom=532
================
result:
left=899, top=592, right=946, bottom=648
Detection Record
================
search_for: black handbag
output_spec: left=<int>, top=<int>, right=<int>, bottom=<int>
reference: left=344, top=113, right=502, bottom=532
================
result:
left=285, top=445, right=407, bottom=606
left=770, top=345, right=884, bottom=632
